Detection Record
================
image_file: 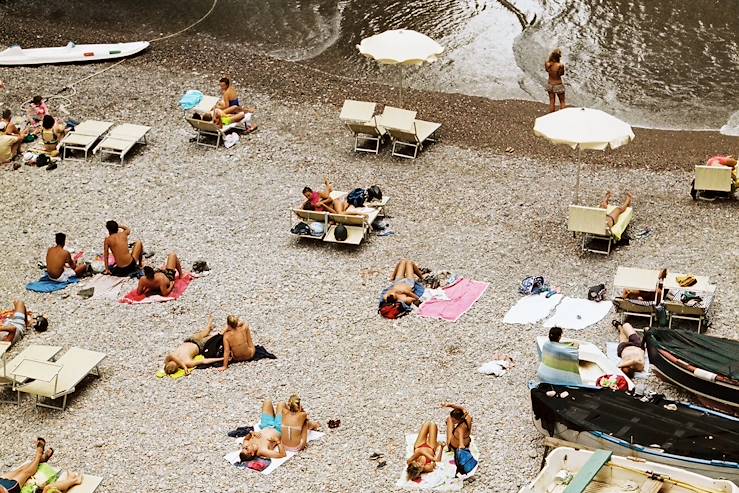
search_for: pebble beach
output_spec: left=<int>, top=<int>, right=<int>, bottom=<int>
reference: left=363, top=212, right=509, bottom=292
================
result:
left=1, top=14, right=738, bottom=493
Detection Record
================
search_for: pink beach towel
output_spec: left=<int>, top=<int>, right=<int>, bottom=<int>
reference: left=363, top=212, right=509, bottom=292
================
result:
left=417, top=278, right=488, bottom=322
left=119, top=273, right=193, bottom=304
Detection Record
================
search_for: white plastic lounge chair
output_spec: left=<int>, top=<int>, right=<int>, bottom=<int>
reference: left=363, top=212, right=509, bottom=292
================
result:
left=692, top=165, right=736, bottom=200
left=60, top=120, right=113, bottom=160
left=290, top=203, right=383, bottom=246
left=16, top=347, right=105, bottom=411
left=0, top=344, right=62, bottom=405
left=186, top=118, right=229, bottom=148
left=67, top=474, right=103, bottom=493
left=339, top=100, right=386, bottom=154
left=612, top=267, right=661, bottom=328
left=568, top=205, right=633, bottom=255
left=93, top=123, right=151, bottom=164
left=662, top=273, right=715, bottom=332
left=191, top=95, right=221, bottom=115
left=379, top=106, right=440, bottom=159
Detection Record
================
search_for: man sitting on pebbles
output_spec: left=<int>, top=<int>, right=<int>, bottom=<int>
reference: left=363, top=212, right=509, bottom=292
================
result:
left=103, top=220, right=144, bottom=277
left=136, top=252, right=183, bottom=297
left=220, top=315, right=257, bottom=372
left=46, top=233, right=89, bottom=282
left=163, top=315, right=224, bottom=375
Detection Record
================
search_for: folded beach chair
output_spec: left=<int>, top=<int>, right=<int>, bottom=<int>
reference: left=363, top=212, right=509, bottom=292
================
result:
left=692, top=165, right=736, bottom=200
left=16, top=347, right=106, bottom=411
left=568, top=205, right=633, bottom=255
left=379, top=106, right=441, bottom=159
left=93, top=123, right=151, bottom=164
left=339, top=100, right=386, bottom=154
left=59, top=120, right=113, bottom=160
left=0, top=344, right=63, bottom=405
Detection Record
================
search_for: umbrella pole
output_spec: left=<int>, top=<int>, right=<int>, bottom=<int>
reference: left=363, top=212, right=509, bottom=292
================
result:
left=574, top=146, right=582, bottom=205
left=399, top=66, right=404, bottom=106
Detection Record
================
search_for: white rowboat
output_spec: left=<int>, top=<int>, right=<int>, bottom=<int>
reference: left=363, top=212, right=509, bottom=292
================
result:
left=0, top=41, right=150, bottom=66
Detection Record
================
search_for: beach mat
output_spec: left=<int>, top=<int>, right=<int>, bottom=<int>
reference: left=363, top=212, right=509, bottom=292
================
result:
left=119, top=273, right=193, bottom=304
left=543, top=297, right=612, bottom=330
left=503, top=293, right=563, bottom=324
left=26, top=274, right=79, bottom=293
left=417, top=279, right=488, bottom=322
left=224, top=426, right=324, bottom=475
left=77, top=274, right=128, bottom=300
left=396, top=433, right=479, bottom=491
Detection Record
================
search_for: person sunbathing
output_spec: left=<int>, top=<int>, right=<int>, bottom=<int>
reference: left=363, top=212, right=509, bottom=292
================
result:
left=216, top=77, right=241, bottom=114
left=302, top=176, right=334, bottom=211
left=407, top=422, right=443, bottom=481
left=136, top=253, right=183, bottom=297
left=195, top=109, right=257, bottom=132
left=613, top=320, right=645, bottom=377
left=279, top=394, right=321, bottom=452
left=46, top=233, right=89, bottom=282
left=40, top=114, right=67, bottom=154
left=103, top=220, right=144, bottom=277
left=380, top=259, right=426, bottom=306
left=0, top=438, right=54, bottom=493
left=0, top=300, right=46, bottom=346
left=163, top=315, right=224, bottom=375
left=41, top=471, right=84, bottom=493
left=1, top=109, right=18, bottom=135
left=240, top=399, right=287, bottom=461
left=220, top=315, right=256, bottom=371
left=598, top=191, right=632, bottom=228
left=0, top=131, right=27, bottom=165
left=442, top=402, right=472, bottom=451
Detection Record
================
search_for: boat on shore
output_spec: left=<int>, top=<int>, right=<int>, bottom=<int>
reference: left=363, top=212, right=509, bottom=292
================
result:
left=520, top=447, right=738, bottom=493
left=646, top=329, right=739, bottom=415
left=529, top=383, right=739, bottom=481
left=0, top=41, right=150, bottom=66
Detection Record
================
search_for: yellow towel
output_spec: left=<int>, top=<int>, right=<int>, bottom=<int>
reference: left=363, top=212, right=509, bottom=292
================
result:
left=677, top=275, right=697, bottom=287
left=156, top=355, right=204, bottom=380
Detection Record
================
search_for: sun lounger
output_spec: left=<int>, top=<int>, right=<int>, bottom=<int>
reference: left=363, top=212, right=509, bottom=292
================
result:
left=612, top=266, right=662, bottom=328
left=692, top=165, right=736, bottom=199
left=16, top=347, right=105, bottom=411
left=93, top=123, right=151, bottom=164
left=67, top=474, right=103, bottom=493
left=192, top=95, right=221, bottom=115
left=60, top=120, right=113, bottom=160
left=186, top=117, right=248, bottom=148
left=0, top=344, right=63, bottom=405
left=568, top=205, right=633, bottom=255
left=339, top=100, right=386, bottom=154
left=289, top=203, right=382, bottom=246
left=379, top=106, right=441, bottom=159
left=662, top=272, right=715, bottom=332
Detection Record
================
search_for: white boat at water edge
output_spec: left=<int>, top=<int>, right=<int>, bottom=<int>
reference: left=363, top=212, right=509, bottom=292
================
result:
left=0, top=41, right=150, bottom=66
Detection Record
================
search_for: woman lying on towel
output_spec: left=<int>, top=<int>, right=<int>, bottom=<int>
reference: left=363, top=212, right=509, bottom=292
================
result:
left=0, top=438, right=84, bottom=493
left=279, top=394, right=321, bottom=452
left=407, top=422, right=444, bottom=481
left=240, top=400, right=288, bottom=462
left=380, top=260, right=427, bottom=306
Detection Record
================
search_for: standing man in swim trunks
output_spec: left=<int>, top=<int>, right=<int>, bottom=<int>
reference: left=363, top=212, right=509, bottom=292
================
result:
left=162, top=315, right=224, bottom=375
left=136, top=253, right=183, bottom=297
left=613, top=321, right=645, bottom=377
left=46, top=233, right=89, bottom=282
left=216, top=77, right=241, bottom=115
left=220, top=315, right=257, bottom=371
left=545, top=48, right=566, bottom=112
left=103, top=220, right=143, bottom=277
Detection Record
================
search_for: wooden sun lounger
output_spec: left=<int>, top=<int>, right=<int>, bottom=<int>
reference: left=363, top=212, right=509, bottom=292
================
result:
left=93, top=123, right=151, bottom=164
left=340, top=100, right=387, bottom=154
left=16, top=347, right=106, bottom=411
left=568, top=205, right=633, bottom=255
left=60, top=120, right=113, bottom=160
left=0, top=344, right=63, bottom=405
left=379, top=106, right=441, bottom=159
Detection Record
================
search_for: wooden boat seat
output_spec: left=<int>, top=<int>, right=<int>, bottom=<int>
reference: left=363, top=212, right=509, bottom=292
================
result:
left=563, top=450, right=612, bottom=493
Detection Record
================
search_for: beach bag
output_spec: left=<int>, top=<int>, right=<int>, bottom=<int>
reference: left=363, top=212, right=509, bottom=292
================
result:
left=347, top=188, right=367, bottom=207
left=519, top=276, right=545, bottom=295
left=454, top=447, right=478, bottom=476
left=587, top=283, right=606, bottom=302
left=367, top=185, right=383, bottom=202
left=202, top=333, right=224, bottom=359
left=378, top=301, right=406, bottom=319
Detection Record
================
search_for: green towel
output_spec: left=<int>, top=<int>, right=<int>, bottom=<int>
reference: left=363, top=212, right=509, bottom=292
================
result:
left=21, top=463, right=60, bottom=493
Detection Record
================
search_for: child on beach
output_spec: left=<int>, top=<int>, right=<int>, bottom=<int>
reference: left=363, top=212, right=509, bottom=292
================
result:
left=28, top=95, right=49, bottom=126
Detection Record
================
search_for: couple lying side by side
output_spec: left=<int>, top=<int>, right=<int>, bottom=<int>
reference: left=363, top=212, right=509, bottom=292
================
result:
left=240, top=397, right=321, bottom=460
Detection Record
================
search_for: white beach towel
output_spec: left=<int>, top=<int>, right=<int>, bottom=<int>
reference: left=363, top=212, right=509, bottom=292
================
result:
left=421, top=288, right=450, bottom=302
left=76, top=273, right=128, bottom=300
left=606, top=342, right=651, bottom=379
left=224, top=425, right=324, bottom=475
left=543, top=297, right=612, bottom=330
left=503, top=293, right=563, bottom=324
left=396, top=433, right=479, bottom=491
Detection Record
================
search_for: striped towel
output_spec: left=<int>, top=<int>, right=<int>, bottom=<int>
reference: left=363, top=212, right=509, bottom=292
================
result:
left=537, top=341, right=582, bottom=385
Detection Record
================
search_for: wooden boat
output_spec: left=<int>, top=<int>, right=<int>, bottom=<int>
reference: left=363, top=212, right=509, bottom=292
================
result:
left=520, top=447, right=738, bottom=493
left=536, top=336, right=635, bottom=391
left=646, top=329, right=739, bottom=415
left=0, top=42, right=150, bottom=66
left=529, top=383, right=739, bottom=481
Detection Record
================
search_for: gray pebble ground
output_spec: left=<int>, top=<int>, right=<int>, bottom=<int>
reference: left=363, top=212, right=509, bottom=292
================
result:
left=0, top=62, right=737, bottom=493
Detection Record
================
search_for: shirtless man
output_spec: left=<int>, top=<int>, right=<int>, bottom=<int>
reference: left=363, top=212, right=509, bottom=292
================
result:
left=0, top=438, right=55, bottom=493
left=216, top=77, right=241, bottom=115
left=220, top=315, right=257, bottom=371
left=380, top=259, right=426, bottom=306
left=136, top=253, right=183, bottom=297
left=613, top=321, right=645, bottom=377
left=239, top=399, right=287, bottom=462
left=46, top=233, right=88, bottom=282
left=598, top=191, right=633, bottom=229
left=103, top=220, right=143, bottom=277
left=545, top=48, right=566, bottom=112
left=163, top=315, right=224, bottom=375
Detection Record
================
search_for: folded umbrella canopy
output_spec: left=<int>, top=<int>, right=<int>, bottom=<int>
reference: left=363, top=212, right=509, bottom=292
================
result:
left=534, top=107, right=635, bottom=204
left=357, top=29, right=443, bottom=105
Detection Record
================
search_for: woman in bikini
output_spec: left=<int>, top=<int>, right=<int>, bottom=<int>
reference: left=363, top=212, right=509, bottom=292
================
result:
left=598, top=191, right=633, bottom=228
left=279, top=394, right=321, bottom=452
left=40, top=115, right=67, bottom=154
left=302, top=176, right=334, bottom=211
left=406, top=422, right=443, bottom=481
left=443, top=402, right=478, bottom=476
left=545, top=48, right=566, bottom=113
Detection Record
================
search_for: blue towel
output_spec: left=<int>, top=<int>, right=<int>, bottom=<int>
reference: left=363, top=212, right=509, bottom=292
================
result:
left=26, top=275, right=79, bottom=293
left=179, top=90, right=204, bottom=110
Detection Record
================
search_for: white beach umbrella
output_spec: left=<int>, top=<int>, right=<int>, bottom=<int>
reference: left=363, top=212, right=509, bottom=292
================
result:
left=534, top=107, right=635, bottom=204
left=357, top=29, right=444, bottom=104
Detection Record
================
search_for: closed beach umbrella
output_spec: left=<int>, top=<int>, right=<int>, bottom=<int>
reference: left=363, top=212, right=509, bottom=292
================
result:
left=534, top=107, right=635, bottom=204
left=357, top=29, right=443, bottom=104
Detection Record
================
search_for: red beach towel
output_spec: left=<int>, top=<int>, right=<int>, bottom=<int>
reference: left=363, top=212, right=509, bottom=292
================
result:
left=417, top=278, right=488, bottom=322
left=119, top=273, right=193, bottom=304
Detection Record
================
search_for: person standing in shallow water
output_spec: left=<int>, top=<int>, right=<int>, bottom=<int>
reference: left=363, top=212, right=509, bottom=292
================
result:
left=545, top=48, right=566, bottom=112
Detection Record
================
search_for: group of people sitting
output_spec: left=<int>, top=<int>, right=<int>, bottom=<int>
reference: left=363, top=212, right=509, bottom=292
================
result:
left=190, top=77, right=258, bottom=133
left=0, top=438, right=84, bottom=493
